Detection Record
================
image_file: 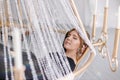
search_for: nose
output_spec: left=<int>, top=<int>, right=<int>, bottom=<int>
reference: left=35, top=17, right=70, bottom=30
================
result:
left=66, top=36, right=72, bottom=41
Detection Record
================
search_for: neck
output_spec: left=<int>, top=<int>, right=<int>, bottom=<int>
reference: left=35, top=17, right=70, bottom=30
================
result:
left=66, top=50, right=77, bottom=64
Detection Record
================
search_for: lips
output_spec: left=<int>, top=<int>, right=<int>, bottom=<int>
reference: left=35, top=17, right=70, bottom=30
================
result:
left=65, top=40, right=71, bottom=45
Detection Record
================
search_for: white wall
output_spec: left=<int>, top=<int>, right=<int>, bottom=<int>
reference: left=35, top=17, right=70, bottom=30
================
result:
left=75, top=0, right=120, bottom=28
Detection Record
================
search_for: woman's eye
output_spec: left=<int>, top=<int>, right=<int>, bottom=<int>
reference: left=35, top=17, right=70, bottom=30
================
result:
left=73, top=37, right=77, bottom=40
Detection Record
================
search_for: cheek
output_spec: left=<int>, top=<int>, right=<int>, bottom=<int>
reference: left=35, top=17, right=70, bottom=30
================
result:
left=73, top=41, right=81, bottom=49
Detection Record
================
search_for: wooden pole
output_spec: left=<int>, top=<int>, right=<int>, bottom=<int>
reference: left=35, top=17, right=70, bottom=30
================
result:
left=69, top=0, right=87, bottom=35
left=112, top=29, right=120, bottom=59
left=102, top=7, right=108, bottom=35
left=92, top=14, right=97, bottom=39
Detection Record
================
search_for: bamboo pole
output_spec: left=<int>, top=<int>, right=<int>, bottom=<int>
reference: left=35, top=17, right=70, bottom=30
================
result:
left=73, top=50, right=95, bottom=77
left=112, top=29, right=120, bottom=59
left=92, top=14, right=97, bottom=39
left=69, top=0, right=87, bottom=35
left=102, top=7, right=108, bottom=35
left=74, top=47, right=89, bottom=71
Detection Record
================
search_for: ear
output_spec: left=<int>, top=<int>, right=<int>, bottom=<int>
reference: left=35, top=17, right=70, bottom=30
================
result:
left=80, top=44, right=88, bottom=55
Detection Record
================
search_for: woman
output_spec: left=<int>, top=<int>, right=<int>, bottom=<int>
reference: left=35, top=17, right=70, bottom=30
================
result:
left=63, top=28, right=87, bottom=71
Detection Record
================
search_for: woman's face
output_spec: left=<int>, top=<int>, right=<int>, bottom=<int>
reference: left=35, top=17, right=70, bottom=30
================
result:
left=63, top=30, right=81, bottom=52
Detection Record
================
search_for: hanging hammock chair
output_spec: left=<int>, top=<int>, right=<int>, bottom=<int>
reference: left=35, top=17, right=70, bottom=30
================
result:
left=0, top=0, right=96, bottom=80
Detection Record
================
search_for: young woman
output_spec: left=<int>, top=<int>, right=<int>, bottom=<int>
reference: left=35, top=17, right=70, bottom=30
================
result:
left=63, top=28, right=87, bottom=71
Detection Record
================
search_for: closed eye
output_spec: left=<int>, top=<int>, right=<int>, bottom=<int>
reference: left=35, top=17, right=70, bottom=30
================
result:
left=73, top=37, right=77, bottom=40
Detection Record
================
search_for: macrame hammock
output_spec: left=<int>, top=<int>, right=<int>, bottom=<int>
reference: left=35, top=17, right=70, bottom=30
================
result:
left=0, top=0, right=96, bottom=80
